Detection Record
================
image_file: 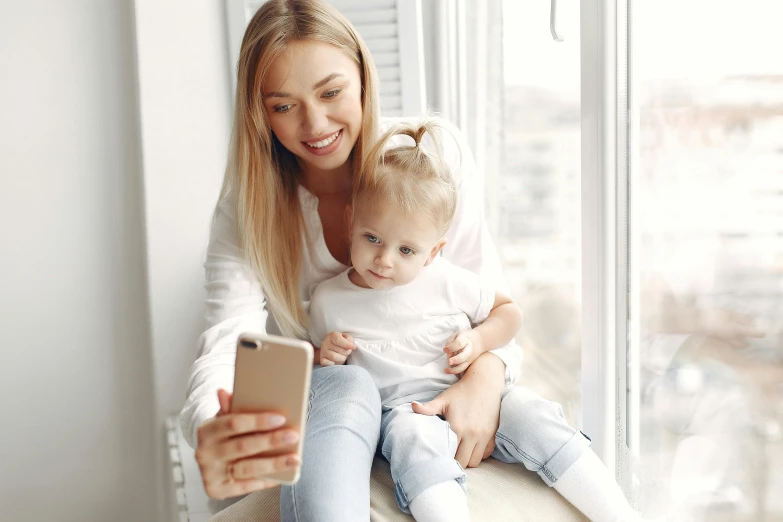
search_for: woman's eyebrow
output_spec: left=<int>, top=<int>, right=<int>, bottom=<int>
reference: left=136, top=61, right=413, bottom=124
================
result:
left=313, top=73, right=344, bottom=90
left=264, top=73, right=345, bottom=99
left=264, top=90, right=290, bottom=99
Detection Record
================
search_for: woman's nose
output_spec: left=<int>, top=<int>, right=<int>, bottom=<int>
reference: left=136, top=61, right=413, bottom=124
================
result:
left=302, top=102, right=329, bottom=136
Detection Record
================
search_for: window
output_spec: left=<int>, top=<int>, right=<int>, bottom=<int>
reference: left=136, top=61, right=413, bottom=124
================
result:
left=629, top=1, right=783, bottom=519
left=495, top=0, right=583, bottom=425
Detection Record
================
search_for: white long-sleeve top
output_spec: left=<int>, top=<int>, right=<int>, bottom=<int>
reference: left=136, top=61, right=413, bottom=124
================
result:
left=179, top=120, right=523, bottom=448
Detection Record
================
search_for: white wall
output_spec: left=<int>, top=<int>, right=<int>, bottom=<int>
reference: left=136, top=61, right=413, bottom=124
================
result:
left=0, top=1, right=157, bottom=521
left=133, top=1, right=233, bottom=520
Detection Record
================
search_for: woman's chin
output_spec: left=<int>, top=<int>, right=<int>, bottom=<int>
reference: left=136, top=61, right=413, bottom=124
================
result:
left=300, top=150, right=351, bottom=173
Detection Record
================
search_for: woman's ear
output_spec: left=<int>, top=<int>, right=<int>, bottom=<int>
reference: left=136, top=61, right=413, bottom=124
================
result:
left=425, top=238, right=448, bottom=266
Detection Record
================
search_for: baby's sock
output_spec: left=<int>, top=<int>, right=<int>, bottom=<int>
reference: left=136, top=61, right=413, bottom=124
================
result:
left=553, top=449, right=642, bottom=522
left=408, top=479, right=470, bottom=522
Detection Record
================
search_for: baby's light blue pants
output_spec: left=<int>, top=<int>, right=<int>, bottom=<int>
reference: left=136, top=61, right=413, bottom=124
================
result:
left=280, top=365, right=589, bottom=521
left=380, top=386, right=592, bottom=514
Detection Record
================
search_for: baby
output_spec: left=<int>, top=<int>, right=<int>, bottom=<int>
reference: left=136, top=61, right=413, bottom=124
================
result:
left=308, top=119, right=641, bottom=522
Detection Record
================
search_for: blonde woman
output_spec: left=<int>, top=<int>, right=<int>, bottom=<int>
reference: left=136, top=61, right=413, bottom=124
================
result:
left=184, top=0, right=536, bottom=520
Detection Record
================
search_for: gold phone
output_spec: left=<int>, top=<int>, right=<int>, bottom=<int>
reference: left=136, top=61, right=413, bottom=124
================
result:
left=232, top=333, right=313, bottom=485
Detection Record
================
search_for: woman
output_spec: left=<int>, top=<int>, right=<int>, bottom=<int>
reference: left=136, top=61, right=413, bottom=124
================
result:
left=181, top=1, right=632, bottom=521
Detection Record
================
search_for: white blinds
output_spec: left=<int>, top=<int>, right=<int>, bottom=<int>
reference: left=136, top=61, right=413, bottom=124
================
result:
left=225, top=0, right=426, bottom=116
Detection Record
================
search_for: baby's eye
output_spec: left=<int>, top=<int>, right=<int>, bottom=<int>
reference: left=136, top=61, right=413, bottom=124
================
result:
left=365, top=234, right=380, bottom=244
left=399, top=246, right=414, bottom=255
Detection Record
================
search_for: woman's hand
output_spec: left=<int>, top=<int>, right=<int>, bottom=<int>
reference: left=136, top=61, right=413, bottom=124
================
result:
left=195, top=389, right=301, bottom=499
left=413, top=352, right=505, bottom=468
left=319, top=331, right=356, bottom=366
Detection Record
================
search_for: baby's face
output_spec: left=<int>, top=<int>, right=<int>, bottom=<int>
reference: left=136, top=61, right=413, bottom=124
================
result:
left=349, top=199, right=444, bottom=290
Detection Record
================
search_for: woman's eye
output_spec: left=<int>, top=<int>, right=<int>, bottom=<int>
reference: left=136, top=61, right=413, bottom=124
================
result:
left=274, top=104, right=293, bottom=113
left=366, top=235, right=379, bottom=244
left=323, top=89, right=341, bottom=99
left=400, top=247, right=413, bottom=255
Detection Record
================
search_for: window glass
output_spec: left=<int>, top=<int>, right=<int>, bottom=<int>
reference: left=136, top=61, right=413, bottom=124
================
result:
left=631, top=1, right=783, bottom=518
left=497, top=0, right=582, bottom=423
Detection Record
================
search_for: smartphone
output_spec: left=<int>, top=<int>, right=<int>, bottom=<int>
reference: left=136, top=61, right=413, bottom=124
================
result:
left=231, top=333, right=313, bottom=485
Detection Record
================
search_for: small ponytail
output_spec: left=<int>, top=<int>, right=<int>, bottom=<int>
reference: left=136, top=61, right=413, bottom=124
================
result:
left=354, top=117, right=458, bottom=235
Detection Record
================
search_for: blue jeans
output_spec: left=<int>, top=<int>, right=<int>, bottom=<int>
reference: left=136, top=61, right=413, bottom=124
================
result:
left=280, top=365, right=382, bottom=522
left=380, top=386, right=591, bottom=514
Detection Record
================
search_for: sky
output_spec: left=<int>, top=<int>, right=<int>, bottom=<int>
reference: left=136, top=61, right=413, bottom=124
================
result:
left=502, top=0, right=783, bottom=89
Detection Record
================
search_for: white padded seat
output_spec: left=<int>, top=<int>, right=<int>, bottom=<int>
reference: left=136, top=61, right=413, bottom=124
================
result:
left=207, top=455, right=588, bottom=522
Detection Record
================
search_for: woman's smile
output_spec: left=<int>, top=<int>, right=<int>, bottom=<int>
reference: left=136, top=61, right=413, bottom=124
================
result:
left=302, top=129, right=343, bottom=156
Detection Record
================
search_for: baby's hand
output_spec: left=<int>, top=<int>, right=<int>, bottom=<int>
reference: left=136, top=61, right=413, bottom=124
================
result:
left=443, top=330, right=483, bottom=375
left=319, top=331, right=356, bottom=366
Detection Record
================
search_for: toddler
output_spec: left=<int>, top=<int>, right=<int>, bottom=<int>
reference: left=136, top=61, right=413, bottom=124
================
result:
left=308, top=119, right=641, bottom=522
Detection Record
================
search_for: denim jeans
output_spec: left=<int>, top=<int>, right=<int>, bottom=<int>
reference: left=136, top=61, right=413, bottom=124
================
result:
left=380, top=386, right=591, bottom=514
left=279, top=364, right=382, bottom=522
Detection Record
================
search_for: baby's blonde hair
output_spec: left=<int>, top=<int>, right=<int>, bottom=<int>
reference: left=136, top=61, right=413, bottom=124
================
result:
left=354, top=119, right=458, bottom=236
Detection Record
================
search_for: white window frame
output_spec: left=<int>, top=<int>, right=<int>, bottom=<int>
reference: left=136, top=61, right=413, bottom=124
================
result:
left=448, top=0, right=638, bottom=498
left=580, top=0, right=636, bottom=500
left=444, top=2, right=636, bottom=494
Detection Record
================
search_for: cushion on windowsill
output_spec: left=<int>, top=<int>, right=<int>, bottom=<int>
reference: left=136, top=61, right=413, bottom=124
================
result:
left=207, top=455, right=588, bottom=521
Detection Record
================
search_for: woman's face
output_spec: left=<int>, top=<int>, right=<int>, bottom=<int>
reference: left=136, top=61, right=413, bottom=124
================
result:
left=262, top=40, right=364, bottom=174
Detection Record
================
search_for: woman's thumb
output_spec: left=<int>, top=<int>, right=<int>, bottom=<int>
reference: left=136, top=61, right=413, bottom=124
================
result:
left=412, top=399, right=443, bottom=417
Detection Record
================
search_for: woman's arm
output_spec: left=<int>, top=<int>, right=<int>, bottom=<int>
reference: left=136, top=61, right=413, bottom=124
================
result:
left=181, top=193, right=302, bottom=499
left=180, top=194, right=270, bottom=448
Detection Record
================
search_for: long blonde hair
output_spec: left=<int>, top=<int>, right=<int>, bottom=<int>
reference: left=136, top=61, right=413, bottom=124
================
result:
left=220, top=0, right=380, bottom=338
left=354, top=119, right=458, bottom=235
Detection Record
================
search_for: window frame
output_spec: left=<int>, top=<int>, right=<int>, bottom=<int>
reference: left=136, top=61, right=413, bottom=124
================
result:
left=449, top=1, right=636, bottom=493
left=580, top=0, right=636, bottom=498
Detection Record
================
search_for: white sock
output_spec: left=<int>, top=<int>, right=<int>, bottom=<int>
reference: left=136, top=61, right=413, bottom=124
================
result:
left=408, top=480, right=470, bottom=522
left=553, top=450, right=641, bottom=522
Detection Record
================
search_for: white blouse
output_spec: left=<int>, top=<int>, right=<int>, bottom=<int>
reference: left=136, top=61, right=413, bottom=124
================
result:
left=179, top=119, right=522, bottom=448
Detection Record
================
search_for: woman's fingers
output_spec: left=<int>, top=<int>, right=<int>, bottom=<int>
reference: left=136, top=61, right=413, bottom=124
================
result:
left=197, top=412, right=287, bottom=446
left=216, top=429, right=299, bottom=462
left=454, top=438, right=476, bottom=469
left=231, top=453, right=301, bottom=481
left=468, top=442, right=486, bottom=468
left=482, top=439, right=496, bottom=460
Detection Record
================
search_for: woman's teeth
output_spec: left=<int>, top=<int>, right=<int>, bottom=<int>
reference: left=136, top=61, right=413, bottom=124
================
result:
left=306, top=130, right=341, bottom=148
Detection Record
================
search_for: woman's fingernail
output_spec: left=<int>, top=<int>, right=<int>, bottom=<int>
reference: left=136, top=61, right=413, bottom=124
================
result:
left=283, top=431, right=299, bottom=444
left=285, top=455, right=299, bottom=467
left=268, top=414, right=285, bottom=427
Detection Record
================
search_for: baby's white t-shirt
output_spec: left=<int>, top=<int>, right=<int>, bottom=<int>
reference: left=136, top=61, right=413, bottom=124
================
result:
left=308, top=256, right=495, bottom=407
